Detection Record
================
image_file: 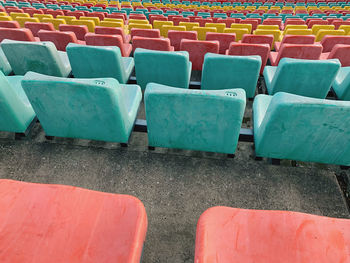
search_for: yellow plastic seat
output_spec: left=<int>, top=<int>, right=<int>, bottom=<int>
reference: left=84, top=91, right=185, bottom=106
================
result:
left=128, top=19, right=149, bottom=25
left=339, top=25, right=350, bottom=35
left=315, top=29, right=346, bottom=41
left=193, top=26, right=217, bottom=40
left=128, top=23, right=153, bottom=30
left=69, top=19, right=95, bottom=32
left=223, top=28, right=249, bottom=41
left=230, top=23, right=252, bottom=34
left=0, top=12, right=7, bottom=17
left=284, top=28, right=313, bottom=35
left=33, top=14, right=54, bottom=22
left=311, top=24, right=335, bottom=35
left=253, top=29, right=282, bottom=43
left=161, top=25, right=186, bottom=37
left=10, top=12, right=30, bottom=20
left=104, top=18, right=124, bottom=25
left=179, top=22, right=199, bottom=31
left=100, top=21, right=124, bottom=28
left=15, top=17, right=40, bottom=27
left=153, top=20, right=173, bottom=30
left=57, top=15, right=77, bottom=23
left=80, top=16, right=100, bottom=26
left=257, top=25, right=280, bottom=30
left=205, top=23, right=226, bottom=33
left=0, top=16, right=13, bottom=21
left=283, top=25, right=308, bottom=35
left=42, top=18, right=66, bottom=30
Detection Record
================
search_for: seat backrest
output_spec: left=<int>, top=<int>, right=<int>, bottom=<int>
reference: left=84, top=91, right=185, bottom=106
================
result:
left=95, top=26, right=124, bottom=37
left=328, top=44, right=350, bottom=67
left=59, top=24, right=88, bottom=41
left=333, top=21, right=350, bottom=29
left=241, top=34, right=274, bottom=49
left=270, top=58, right=340, bottom=98
left=38, top=30, right=78, bottom=51
left=308, top=20, right=329, bottom=28
left=311, top=24, right=334, bottom=35
left=280, top=35, right=316, bottom=46
left=167, top=30, right=197, bottom=51
left=134, top=48, right=191, bottom=89
left=70, top=19, right=95, bottom=33
left=315, top=29, right=346, bottom=42
left=320, top=35, right=350, bottom=52
left=0, top=28, right=36, bottom=42
left=85, top=32, right=123, bottom=47
left=275, top=44, right=322, bottom=65
left=180, top=39, right=219, bottom=70
left=255, top=92, right=350, bottom=165
left=205, top=32, right=236, bottom=54
left=1, top=39, right=71, bottom=77
left=24, top=22, right=55, bottom=37
left=240, top=19, right=259, bottom=31
left=130, top=28, right=160, bottom=39
left=132, top=36, right=172, bottom=52
left=0, top=20, right=20, bottom=28
left=21, top=71, right=133, bottom=142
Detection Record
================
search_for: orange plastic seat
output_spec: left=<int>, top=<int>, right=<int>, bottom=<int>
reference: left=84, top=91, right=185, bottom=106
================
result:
left=0, top=179, right=147, bottom=263
left=24, top=22, right=55, bottom=37
left=195, top=207, right=350, bottom=263
left=95, top=26, right=131, bottom=43
left=85, top=33, right=132, bottom=57
left=38, top=30, right=85, bottom=51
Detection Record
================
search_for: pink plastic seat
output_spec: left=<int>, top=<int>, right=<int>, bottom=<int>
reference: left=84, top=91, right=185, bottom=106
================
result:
left=45, top=9, right=64, bottom=18
left=23, top=9, right=44, bottom=16
left=308, top=19, right=328, bottom=28
left=180, top=39, right=219, bottom=70
left=269, top=43, right=323, bottom=66
left=217, top=18, right=239, bottom=28
left=149, top=15, right=167, bottom=25
left=85, top=33, right=132, bottom=57
left=320, top=44, right=350, bottom=66
left=0, top=21, right=20, bottom=28
left=66, top=11, right=85, bottom=19
left=275, top=35, right=316, bottom=51
left=0, top=28, right=38, bottom=42
left=107, top=13, right=126, bottom=23
left=132, top=36, right=174, bottom=52
left=332, top=21, right=350, bottom=30
left=130, top=28, right=160, bottom=39
left=188, top=15, right=201, bottom=22
left=241, top=34, right=274, bottom=50
left=168, top=30, right=197, bottom=51
left=86, top=11, right=105, bottom=20
left=59, top=24, right=88, bottom=41
left=226, top=42, right=270, bottom=74
left=205, top=32, right=236, bottom=54
left=94, top=26, right=131, bottom=43
left=319, top=35, right=350, bottom=52
left=283, top=19, right=306, bottom=28
left=263, top=18, right=283, bottom=29
left=25, top=22, right=55, bottom=37
left=240, top=19, right=259, bottom=31
left=173, top=17, right=190, bottom=26
left=38, top=30, right=85, bottom=51
left=194, top=17, right=213, bottom=27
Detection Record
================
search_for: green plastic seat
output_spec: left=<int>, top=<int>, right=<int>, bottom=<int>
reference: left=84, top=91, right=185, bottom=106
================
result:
left=0, top=71, right=36, bottom=133
left=332, top=67, right=350, bottom=101
left=145, top=83, right=246, bottom=154
left=201, top=53, right=261, bottom=98
left=66, top=43, right=134, bottom=84
left=253, top=92, right=350, bottom=165
left=263, top=58, right=341, bottom=99
left=1, top=39, right=71, bottom=77
left=0, top=47, right=11, bottom=75
left=21, top=72, right=142, bottom=143
left=134, top=48, right=192, bottom=90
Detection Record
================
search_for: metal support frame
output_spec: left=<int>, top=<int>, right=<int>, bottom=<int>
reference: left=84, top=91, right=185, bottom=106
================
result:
left=15, top=116, right=38, bottom=140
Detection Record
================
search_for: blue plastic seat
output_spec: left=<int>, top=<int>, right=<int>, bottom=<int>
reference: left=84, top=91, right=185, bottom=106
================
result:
left=66, top=43, right=134, bottom=84
left=134, top=48, right=192, bottom=90
left=263, top=58, right=340, bottom=99
left=1, top=39, right=71, bottom=77
left=201, top=53, right=261, bottom=98
left=21, top=72, right=142, bottom=143
left=333, top=67, right=350, bottom=100
left=0, top=47, right=12, bottom=75
left=145, top=83, right=246, bottom=154
left=253, top=92, right=350, bottom=165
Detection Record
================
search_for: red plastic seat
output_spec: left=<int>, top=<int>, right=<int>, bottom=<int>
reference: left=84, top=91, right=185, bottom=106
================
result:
left=95, top=26, right=131, bottom=43
left=59, top=24, right=88, bottom=41
left=195, top=207, right=350, bottom=263
left=149, top=15, right=167, bottom=25
left=173, top=17, right=190, bottom=26
left=217, top=18, right=239, bottom=28
left=85, top=33, right=132, bottom=57
left=168, top=30, right=197, bottom=51
left=0, top=21, right=20, bottom=28
left=129, top=14, right=147, bottom=20
left=25, top=22, right=55, bottom=37
left=241, top=34, right=274, bottom=50
left=275, top=34, right=316, bottom=51
left=0, top=179, right=147, bottom=263
left=284, top=18, right=306, bottom=28
left=86, top=11, right=105, bottom=20
left=205, top=32, right=236, bottom=54
left=167, top=15, right=182, bottom=22
left=269, top=43, right=323, bottom=66
left=226, top=42, right=270, bottom=74
left=23, top=8, right=44, bottom=16
left=130, top=28, right=160, bottom=39
left=65, top=11, right=85, bottom=19
left=320, top=44, right=350, bottom=66
left=180, top=39, right=219, bottom=70
left=107, top=13, right=126, bottom=23
left=332, top=20, right=350, bottom=30
left=263, top=18, right=283, bottom=29
left=45, top=9, right=64, bottom=18
left=132, top=36, right=174, bottom=52
left=319, top=35, right=350, bottom=52
left=0, top=28, right=38, bottom=42
left=194, top=17, right=213, bottom=27
left=188, top=15, right=201, bottom=22
left=240, top=19, right=259, bottom=31
left=308, top=19, right=328, bottom=28
left=38, top=30, right=85, bottom=51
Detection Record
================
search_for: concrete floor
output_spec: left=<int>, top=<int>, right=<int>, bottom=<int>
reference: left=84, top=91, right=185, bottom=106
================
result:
left=0, top=101, right=349, bottom=263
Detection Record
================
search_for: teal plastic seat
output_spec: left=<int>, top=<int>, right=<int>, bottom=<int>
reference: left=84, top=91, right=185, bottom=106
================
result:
left=1, top=40, right=71, bottom=77
left=21, top=72, right=142, bottom=143
left=145, top=83, right=246, bottom=154
left=263, top=58, right=340, bottom=99
left=134, top=48, right=192, bottom=90
left=0, top=71, right=35, bottom=133
left=66, top=43, right=133, bottom=84
left=0, top=47, right=12, bottom=75
left=332, top=67, right=350, bottom=101
left=201, top=53, right=261, bottom=98
left=253, top=92, right=350, bottom=165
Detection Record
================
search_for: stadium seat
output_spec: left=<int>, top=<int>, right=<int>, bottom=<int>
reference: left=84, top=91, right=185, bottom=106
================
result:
left=308, top=19, right=329, bottom=28
left=128, top=23, right=152, bottom=30
left=153, top=20, right=173, bottom=30
left=195, top=207, right=350, bottom=262
left=217, top=18, right=239, bottom=28
left=85, top=33, right=132, bottom=57
left=333, top=67, right=350, bottom=100
left=168, top=30, right=197, bottom=51
left=223, top=28, right=249, bottom=41
left=180, top=39, right=219, bottom=70
left=59, top=24, right=88, bottom=41
left=263, top=58, right=340, bottom=98
left=130, top=28, right=160, bottom=39
left=24, top=22, right=55, bottom=37
left=205, top=32, right=236, bottom=54
left=145, top=83, right=245, bottom=154
left=67, top=44, right=133, bottom=84
left=284, top=28, right=313, bottom=36
left=269, top=43, right=323, bottom=66
left=0, top=48, right=11, bottom=75
left=0, top=28, right=38, bottom=42
left=253, top=29, right=282, bottom=48
left=179, top=21, right=199, bottom=31
left=0, top=71, right=35, bottom=134
left=22, top=72, right=141, bottom=143
left=160, top=25, right=186, bottom=37
left=333, top=20, right=350, bottom=30
left=41, top=18, right=66, bottom=30
left=274, top=35, right=316, bottom=51
left=231, top=23, right=252, bottom=33
left=38, top=30, right=85, bottom=51
left=315, top=29, right=345, bottom=42
left=205, top=22, right=226, bottom=33
left=240, top=19, right=259, bottom=31
left=1, top=39, right=71, bottom=77
left=282, top=25, right=308, bottom=34
left=95, top=26, right=131, bottom=43
left=320, top=44, right=350, bottom=67
left=0, top=20, right=20, bottom=28
left=319, top=35, right=350, bottom=53
left=194, top=17, right=213, bottom=27
left=241, top=34, right=274, bottom=50
left=132, top=36, right=174, bottom=52
left=201, top=54, right=261, bottom=98
left=0, top=179, right=147, bottom=262
left=134, top=48, right=191, bottom=89
left=56, top=15, right=77, bottom=23
left=254, top=92, right=350, bottom=165
left=80, top=17, right=100, bottom=26
left=226, top=43, right=270, bottom=75
left=192, top=26, right=217, bottom=40
left=311, top=24, right=334, bottom=35
left=69, top=19, right=95, bottom=33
